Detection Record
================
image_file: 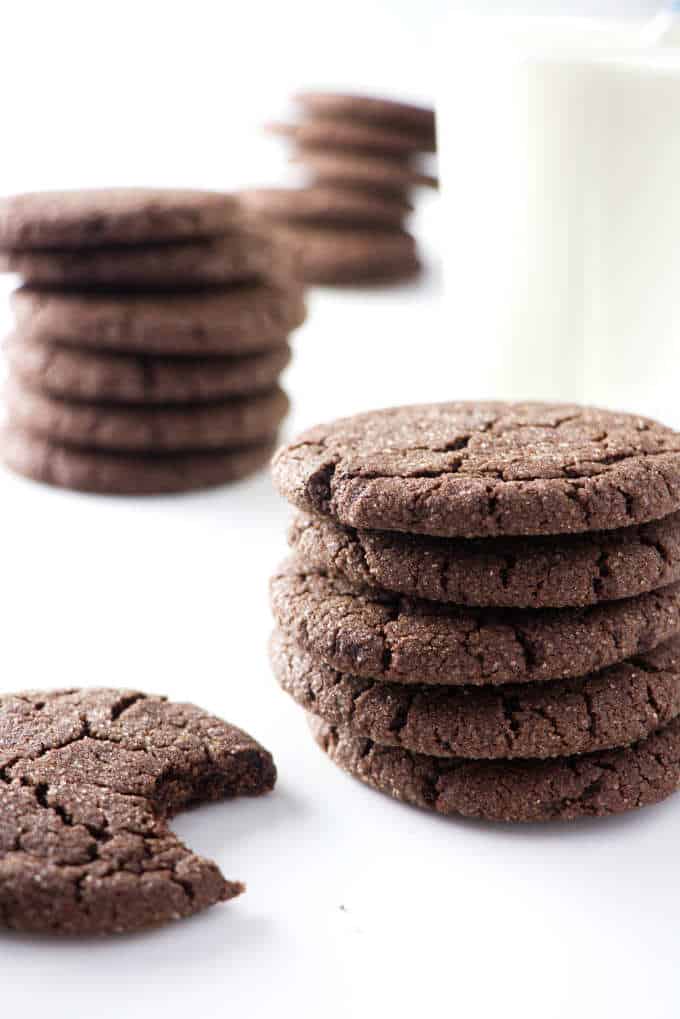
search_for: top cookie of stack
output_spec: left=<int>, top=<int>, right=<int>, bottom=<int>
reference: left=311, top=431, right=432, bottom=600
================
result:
left=243, top=92, right=437, bottom=285
left=270, top=401, right=680, bottom=822
left=0, top=188, right=306, bottom=494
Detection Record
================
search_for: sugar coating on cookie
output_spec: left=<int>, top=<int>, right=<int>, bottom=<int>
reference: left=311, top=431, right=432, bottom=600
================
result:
left=310, top=713, right=680, bottom=822
left=0, top=689, right=276, bottom=933
left=288, top=510, right=680, bottom=608
left=272, top=402, right=680, bottom=538
left=270, top=560, right=680, bottom=687
left=273, top=630, right=680, bottom=760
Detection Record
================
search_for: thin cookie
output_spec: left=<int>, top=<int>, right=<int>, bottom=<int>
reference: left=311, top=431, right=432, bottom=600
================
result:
left=272, top=402, right=680, bottom=538
left=309, top=713, right=680, bottom=823
left=270, top=560, right=680, bottom=687
left=273, top=630, right=680, bottom=760
left=5, top=332, right=291, bottom=404
left=6, top=377, right=289, bottom=451
left=288, top=510, right=680, bottom=608
left=2, top=426, right=276, bottom=494
left=12, top=282, right=305, bottom=355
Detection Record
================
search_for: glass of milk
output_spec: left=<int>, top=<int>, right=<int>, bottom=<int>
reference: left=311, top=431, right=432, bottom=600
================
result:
left=438, top=13, right=680, bottom=427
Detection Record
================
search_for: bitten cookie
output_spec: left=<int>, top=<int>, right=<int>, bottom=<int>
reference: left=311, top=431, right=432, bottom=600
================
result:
left=0, top=689, right=276, bottom=933
left=273, top=630, right=680, bottom=759
left=12, top=282, right=306, bottom=355
left=272, top=402, right=680, bottom=538
left=6, top=377, right=289, bottom=451
left=309, top=713, right=680, bottom=822
left=2, top=426, right=276, bottom=494
left=270, top=560, right=680, bottom=686
left=288, top=510, right=680, bottom=608
left=5, top=332, right=291, bottom=404
left=0, top=188, right=241, bottom=249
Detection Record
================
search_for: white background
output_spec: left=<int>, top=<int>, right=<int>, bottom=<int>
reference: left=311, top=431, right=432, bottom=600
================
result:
left=1, top=3, right=679, bottom=1018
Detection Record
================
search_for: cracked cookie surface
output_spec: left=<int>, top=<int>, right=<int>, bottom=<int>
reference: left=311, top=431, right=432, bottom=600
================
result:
left=289, top=510, right=680, bottom=608
left=0, top=688, right=276, bottom=934
left=272, top=402, right=680, bottom=538
left=270, top=560, right=680, bottom=686
left=309, top=712, right=680, bottom=822
left=273, top=630, right=680, bottom=759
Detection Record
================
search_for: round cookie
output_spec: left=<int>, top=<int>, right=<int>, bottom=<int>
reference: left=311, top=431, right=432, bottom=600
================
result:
left=272, top=402, right=680, bottom=538
left=0, top=688, right=276, bottom=933
left=273, top=630, right=680, bottom=760
left=295, top=92, right=436, bottom=148
left=0, top=188, right=241, bottom=250
left=310, top=713, right=680, bottom=823
left=6, top=377, right=289, bottom=451
left=268, top=120, right=431, bottom=157
left=270, top=560, right=680, bottom=687
left=293, top=150, right=438, bottom=192
left=12, top=281, right=306, bottom=355
left=5, top=332, right=291, bottom=404
left=280, top=225, right=420, bottom=285
left=288, top=510, right=680, bottom=608
left=0, top=229, right=285, bottom=289
left=241, top=186, right=412, bottom=229
left=2, top=426, right=276, bottom=494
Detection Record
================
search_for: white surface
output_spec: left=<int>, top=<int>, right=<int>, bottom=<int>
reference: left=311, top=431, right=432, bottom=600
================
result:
left=439, top=13, right=680, bottom=417
left=1, top=4, right=680, bottom=1019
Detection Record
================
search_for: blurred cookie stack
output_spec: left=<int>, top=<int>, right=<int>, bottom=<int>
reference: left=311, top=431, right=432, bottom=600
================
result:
left=243, top=92, right=437, bottom=285
left=0, top=188, right=305, bottom=494
left=270, top=401, right=680, bottom=823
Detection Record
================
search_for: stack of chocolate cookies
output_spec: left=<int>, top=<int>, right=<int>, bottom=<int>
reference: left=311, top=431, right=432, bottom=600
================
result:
left=243, top=92, right=437, bottom=285
left=0, top=188, right=306, bottom=494
left=270, top=401, right=680, bottom=823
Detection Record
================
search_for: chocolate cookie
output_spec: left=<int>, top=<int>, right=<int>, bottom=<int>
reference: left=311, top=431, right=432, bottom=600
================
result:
left=273, top=629, right=680, bottom=759
left=295, top=92, right=436, bottom=149
left=0, top=230, right=284, bottom=289
left=0, top=688, right=276, bottom=933
left=5, top=332, right=291, bottom=404
left=279, top=225, right=420, bottom=285
left=0, top=189, right=241, bottom=250
left=270, top=561, right=680, bottom=686
left=293, top=150, right=438, bottom=193
left=6, top=377, right=289, bottom=451
left=268, top=120, right=431, bottom=157
left=310, top=713, right=680, bottom=822
left=289, top=510, right=680, bottom=608
left=241, top=186, right=412, bottom=228
left=2, top=426, right=276, bottom=494
left=272, top=402, right=680, bottom=538
left=12, top=281, right=305, bottom=355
